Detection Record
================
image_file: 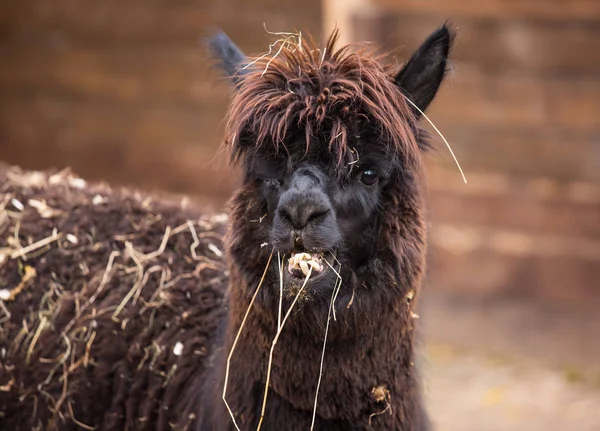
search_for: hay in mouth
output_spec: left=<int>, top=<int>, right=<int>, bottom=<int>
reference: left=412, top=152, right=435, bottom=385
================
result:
left=287, top=252, right=324, bottom=278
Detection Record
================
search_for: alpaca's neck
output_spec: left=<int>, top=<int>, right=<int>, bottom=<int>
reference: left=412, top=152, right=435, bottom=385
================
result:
left=202, top=281, right=428, bottom=431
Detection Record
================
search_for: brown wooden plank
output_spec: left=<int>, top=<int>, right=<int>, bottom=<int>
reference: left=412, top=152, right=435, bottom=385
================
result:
left=368, top=15, right=600, bottom=75
left=1, top=1, right=210, bottom=43
left=371, top=0, right=600, bottom=22
left=0, top=96, right=236, bottom=197
left=0, top=46, right=231, bottom=106
left=0, top=97, right=227, bottom=158
left=429, top=65, right=600, bottom=130
left=427, top=243, right=600, bottom=301
left=0, top=0, right=321, bottom=47
left=422, top=122, right=600, bottom=183
left=428, top=190, right=600, bottom=238
left=431, top=66, right=545, bottom=128
left=544, top=78, right=600, bottom=130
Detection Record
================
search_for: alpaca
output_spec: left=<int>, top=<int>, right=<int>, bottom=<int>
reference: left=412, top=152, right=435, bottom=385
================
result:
left=197, top=26, right=453, bottom=430
left=0, top=24, right=454, bottom=431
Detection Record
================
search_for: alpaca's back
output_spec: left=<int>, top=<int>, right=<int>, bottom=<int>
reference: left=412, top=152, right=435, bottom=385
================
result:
left=0, top=165, right=228, bottom=430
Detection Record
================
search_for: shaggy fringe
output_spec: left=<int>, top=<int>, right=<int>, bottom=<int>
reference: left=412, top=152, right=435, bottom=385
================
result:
left=225, top=30, right=421, bottom=172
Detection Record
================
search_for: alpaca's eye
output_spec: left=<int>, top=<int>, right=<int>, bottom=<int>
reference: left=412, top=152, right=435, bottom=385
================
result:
left=359, top=169, right=379, bottom=186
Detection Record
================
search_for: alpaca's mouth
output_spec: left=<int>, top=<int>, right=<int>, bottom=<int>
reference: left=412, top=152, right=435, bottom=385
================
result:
left=287, top=252, right=327, bottom=279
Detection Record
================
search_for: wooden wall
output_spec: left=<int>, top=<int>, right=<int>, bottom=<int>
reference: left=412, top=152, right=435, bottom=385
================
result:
left=352, top=0, right=600, bottom=304
left=1, top=0, right=598, bottom=306
left=0, top=0, right=322, bottom=199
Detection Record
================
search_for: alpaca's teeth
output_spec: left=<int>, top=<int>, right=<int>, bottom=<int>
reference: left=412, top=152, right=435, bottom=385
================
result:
left=288, top=255, right=298, bottom=269
left=309, top=261, right=322, bottom=272
left=299, top=260, right=310, bottom=275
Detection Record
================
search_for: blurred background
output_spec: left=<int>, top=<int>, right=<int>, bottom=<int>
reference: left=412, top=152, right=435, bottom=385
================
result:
left=1, top=0, right=599, bottom=429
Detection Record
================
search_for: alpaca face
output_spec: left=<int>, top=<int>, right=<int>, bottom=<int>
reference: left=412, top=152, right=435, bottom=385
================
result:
left=247, top=136, right=393, bottom=292
left=212, top=26, right=453, bottom=320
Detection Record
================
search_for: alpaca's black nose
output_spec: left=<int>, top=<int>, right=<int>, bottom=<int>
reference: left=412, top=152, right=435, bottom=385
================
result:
left=272, top=167, right=341, bottom=251
left=278, top=200, right=331, bottom=230
left=277, top=166, right=332, bottom=229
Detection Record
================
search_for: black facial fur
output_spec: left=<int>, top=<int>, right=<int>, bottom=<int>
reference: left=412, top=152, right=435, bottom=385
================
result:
left=245, top=136, right=394, bottom=296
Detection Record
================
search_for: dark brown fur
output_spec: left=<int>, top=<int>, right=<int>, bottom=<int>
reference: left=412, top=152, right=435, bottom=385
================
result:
left=0, top=165, right=228, bottom=430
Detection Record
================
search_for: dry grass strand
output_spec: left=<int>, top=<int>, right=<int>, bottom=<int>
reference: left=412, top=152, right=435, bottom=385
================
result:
left=310, top=264, right=342, bottom=429
left=257, top=266, right=313, bottom=430
left=222, top=248, right=275, bottom=431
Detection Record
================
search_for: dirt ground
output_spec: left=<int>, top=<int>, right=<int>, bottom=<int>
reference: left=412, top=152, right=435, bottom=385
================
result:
left=423, top=342, right=600, bottom=431
left=420, top=288, right=600, bottom=431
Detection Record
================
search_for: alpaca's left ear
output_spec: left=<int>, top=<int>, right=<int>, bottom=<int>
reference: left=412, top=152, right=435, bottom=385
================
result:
left=394, top=24, right=454, bottom=116
left=205, top=31, right=250, bottom=88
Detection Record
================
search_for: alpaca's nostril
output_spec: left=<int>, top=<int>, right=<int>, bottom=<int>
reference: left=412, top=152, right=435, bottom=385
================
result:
left=278, top=207, right=293, bottom=224
left=305, top=208, right=330, bottom=225
left=278, top=203, right=331, bottom=230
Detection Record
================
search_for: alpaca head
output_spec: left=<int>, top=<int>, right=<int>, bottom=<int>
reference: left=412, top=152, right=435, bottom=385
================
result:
left=209, top=26, right=454, bottom=339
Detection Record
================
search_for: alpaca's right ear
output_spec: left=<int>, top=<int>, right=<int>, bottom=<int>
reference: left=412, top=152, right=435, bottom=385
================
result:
left=205, top=31, right=250, bottom=87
